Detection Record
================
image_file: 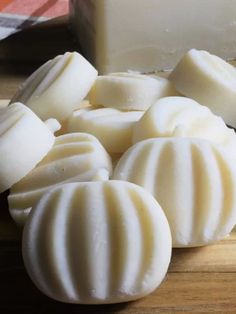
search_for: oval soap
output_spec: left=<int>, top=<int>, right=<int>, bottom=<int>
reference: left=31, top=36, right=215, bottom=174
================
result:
left=68, top=107, right=144, bottom=153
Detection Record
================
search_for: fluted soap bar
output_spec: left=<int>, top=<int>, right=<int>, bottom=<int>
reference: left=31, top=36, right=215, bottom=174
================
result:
left=70, top=0, right=236, bottom=73
left=68, top=107, right=144, bottom=153
left=113, top=138, right=236, bottom=247
left=133, top=97, right=236, bottom=157
left=8, top=133, right=112, bottom=227
left=11, top=52, right=98, bottom=122
left=170, top=49, right=236, bottom=127
left=22, top=181, right=172, bottom=304
left=0, top=103, right=58, bottom=193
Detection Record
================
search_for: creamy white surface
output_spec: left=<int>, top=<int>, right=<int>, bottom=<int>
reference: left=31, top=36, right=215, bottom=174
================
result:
left=22, top=181, right=172, bottom=304
left=9, top=133, right=112, bottom=227
left=113, top=138, right=236, bottom=247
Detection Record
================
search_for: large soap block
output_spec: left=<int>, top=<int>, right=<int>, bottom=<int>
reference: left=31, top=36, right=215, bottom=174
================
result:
left=22, top=181, right=172, bottom=304
left=70, top=0, right=236, bottom=73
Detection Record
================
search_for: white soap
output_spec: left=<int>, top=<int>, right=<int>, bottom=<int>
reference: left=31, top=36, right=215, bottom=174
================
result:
left=11, top=52, right=98, bottom=122
left=133, top=96, right=236, bottom=157
left=70, top=0, right=236, bottom=73
left=68, top=107, right=144, bottom=153
left=148, top=75, right=180, bottom=97
left=89, top=73, right=163, bottom=111
left=0, top=103, right=58, bottom=193
left=113, top=138, right=236, bottom=248
left=8, top=133, right=112, bottom=227
left=169, top=49, right=236, bottom=127
left=22, top=181, right=172, bottom=304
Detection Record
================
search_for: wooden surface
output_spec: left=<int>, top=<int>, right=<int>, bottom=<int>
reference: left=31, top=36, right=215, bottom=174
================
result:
left=0, top=16, right=236, bottom=314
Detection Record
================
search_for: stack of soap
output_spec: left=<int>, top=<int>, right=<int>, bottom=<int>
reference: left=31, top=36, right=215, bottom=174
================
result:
left=3, top=48, right=236, bottom=306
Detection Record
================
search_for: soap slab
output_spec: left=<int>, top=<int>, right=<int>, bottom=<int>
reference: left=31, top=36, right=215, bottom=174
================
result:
left=22, top=181, right=172, bottom=304
left=113, top=138, right=236, bottom=247
left=70, top=0, right=236, bottom=73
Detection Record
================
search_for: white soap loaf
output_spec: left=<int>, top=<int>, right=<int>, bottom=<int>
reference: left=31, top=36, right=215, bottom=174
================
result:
left=8, top=133, right=112, bottom=227
left=113, top=138, right=236, bottom=248
left=22, top=181, right=172, bottom=304
left=68, top=107, right=144, bottom=153
left=89, top=73, right=175, bottom=111
left=0, top=103, right=59, bottom=193
left=169, top=49, right=236, bottom=127
left=133, top=97, right=236, bottom=157
left=70, top=0, right=236, bottom=73
left=11, top=52, right=98, bottom=122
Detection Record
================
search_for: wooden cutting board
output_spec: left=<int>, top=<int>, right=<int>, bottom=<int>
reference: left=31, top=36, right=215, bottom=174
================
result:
left=0, top=16, right=236, bottom=314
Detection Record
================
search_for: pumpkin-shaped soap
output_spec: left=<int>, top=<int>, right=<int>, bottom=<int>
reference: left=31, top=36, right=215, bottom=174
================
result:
left=113, top=138, right=236, bottom=247
left=22, top=181, right=172, bottom=304
left=9, top=133, right=112, bottom=227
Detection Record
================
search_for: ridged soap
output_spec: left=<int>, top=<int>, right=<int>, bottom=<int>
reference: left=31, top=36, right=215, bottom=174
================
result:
left=68, top=107, right=144, bottom=153
left=11, top=52, right=98, bottom=122
left=0, top=103, right=58, bottom=193
left=8, top=133, right=112, bottom=227
left=113, top=138, right=236, bottom=247
left=22, top=181, right=172, bottom=304
left=133, top=97, right=236, bottom=157
left=169, top=49, right=236, bottom=127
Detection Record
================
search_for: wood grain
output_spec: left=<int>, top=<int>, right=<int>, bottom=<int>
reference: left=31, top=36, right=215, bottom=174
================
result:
left=0, top=16, right=236, bottom=313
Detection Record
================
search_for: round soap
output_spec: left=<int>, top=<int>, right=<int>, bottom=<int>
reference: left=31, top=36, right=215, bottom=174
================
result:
left=0, top=102, right=58, bottom=193
left=89, top=72, right=165, bottom=110
left=133, top=96, right=236, bottom=157
left=11, top=52, right=98, bottom=122
left=113, top=138, right=236, bottom=248
left=169, top=49, right=236, bottom=127
left=22, top=181, right=172, bottom=304
left=68, top=107, right=144, bottom=153
left=8, top=133, right=112, bottom=227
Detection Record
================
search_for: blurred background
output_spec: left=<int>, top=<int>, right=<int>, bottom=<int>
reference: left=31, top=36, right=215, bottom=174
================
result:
left=0, top=0, right=77, bottom=98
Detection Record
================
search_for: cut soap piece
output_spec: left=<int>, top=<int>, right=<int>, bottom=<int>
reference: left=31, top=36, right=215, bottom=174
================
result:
left=0, top=103, right=58, bottom=193
left=70, top=0, right=236, bottom=73
left=8, top=133, right=112, bottom=227
left=89, top=73, right=164, bottom=111
left=113, top=138, right=236, bottom=248
left=133, top=96, right=236, bottom=157
left=11, top=52, right=98, bottom=122
left=68, top=107, right=144, bottom=153
left=169, top=49, right=236, bottom=127
left=22, top=181, right=172, bottom=304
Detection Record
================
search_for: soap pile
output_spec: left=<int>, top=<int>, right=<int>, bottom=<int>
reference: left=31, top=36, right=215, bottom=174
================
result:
left=1, top=50, right=236, bottom=304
